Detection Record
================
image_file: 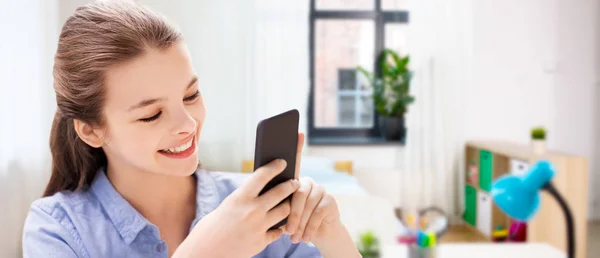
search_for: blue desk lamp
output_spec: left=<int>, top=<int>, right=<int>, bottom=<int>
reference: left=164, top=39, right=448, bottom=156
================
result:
left=491, top=160, right=575, bottom=258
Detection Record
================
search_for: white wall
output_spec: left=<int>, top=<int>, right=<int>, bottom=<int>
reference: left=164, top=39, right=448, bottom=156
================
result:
left=468, top=0, right=600, bottom=219
left=553, top=0, right=600, bottom=220
left=467, top=0, right=558, bottom=144
left=0, top=1, right=59, bottom=257
left=593, top=1, right=600, bottom=220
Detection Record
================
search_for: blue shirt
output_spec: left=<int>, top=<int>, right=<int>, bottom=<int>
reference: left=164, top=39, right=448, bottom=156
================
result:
left=22, top=168, right=322, bottom=258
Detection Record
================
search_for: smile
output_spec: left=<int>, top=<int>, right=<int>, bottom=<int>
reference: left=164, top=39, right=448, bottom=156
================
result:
left=157, top=135, right=196, bottom=159
left=160, top=138, right=193, bottom=154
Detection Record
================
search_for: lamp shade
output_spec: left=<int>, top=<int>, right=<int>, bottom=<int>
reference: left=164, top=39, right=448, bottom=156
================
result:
left=491, top=160, right=556, bottom=221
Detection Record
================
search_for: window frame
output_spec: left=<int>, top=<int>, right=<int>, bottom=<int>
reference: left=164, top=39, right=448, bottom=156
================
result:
left=307, top=0, right=409, bottom=144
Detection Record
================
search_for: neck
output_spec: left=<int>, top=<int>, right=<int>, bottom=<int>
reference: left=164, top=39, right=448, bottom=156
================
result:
left=105, top=162, right=197, bottom=223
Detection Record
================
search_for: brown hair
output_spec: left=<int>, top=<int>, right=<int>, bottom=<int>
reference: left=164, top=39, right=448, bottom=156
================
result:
left=44, top=0, right=181, bottom=197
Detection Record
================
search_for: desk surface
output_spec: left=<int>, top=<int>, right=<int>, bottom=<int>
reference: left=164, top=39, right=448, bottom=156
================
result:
left=382, top=243, right=566, bottom=258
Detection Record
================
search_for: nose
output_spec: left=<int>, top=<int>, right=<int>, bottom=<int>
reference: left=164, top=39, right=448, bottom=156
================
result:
left=170, top=106, right=197, bottom=136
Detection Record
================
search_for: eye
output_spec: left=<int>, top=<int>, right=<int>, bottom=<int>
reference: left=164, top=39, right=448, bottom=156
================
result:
left=183, top=90, right=200, bottom=102
left=139, top=111, right=162, bottom=123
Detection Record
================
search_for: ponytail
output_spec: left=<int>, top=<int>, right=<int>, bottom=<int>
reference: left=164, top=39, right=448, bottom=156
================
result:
left=44, top=112, right=106, bottom=197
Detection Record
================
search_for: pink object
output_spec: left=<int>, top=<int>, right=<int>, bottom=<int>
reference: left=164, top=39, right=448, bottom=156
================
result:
left=508, top=221, right=527, bottom=242
left=469, top=165, right=478, bottom=184
left=397, top=235, right=417, bottom=245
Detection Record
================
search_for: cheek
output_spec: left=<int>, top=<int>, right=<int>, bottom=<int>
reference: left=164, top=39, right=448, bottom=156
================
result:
left=129, top=129, right=159, bottom=152
left=105, top=122, right=163, bottom=157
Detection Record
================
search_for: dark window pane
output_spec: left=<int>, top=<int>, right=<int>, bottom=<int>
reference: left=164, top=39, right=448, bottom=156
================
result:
left=381, top=0, right=408, bottom=10
left=314, top=19, right=375, bottom=128
left=338, top=69, right=357, bottom=90
left=316, top=0, right=374, bottom=10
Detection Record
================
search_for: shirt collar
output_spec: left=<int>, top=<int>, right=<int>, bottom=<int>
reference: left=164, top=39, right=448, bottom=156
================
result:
left=90, top=167, right=221, bottom=244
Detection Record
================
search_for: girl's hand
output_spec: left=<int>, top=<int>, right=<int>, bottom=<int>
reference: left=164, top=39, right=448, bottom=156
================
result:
left=287, top=133, right=360, bottom=258
left=285, top=177, right=341, bottom=244
left=175, top=159, right=299, bottom=258
left=286, top=132, right=342, bottom=244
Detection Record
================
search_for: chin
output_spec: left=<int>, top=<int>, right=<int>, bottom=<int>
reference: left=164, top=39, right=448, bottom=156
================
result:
left=164, top=157, right=199, bottom=177
left=153, top=152, right=200, bottom=177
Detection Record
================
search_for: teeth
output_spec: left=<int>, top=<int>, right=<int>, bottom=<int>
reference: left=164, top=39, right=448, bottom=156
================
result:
left=162, top=138, right=193, bottom=154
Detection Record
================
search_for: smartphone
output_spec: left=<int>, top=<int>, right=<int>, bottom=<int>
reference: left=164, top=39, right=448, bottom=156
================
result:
left=253, top=109, right=299, bottom=229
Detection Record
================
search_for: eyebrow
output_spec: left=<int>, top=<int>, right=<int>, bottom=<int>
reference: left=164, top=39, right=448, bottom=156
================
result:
left=127, top=76, right=199, bottom=112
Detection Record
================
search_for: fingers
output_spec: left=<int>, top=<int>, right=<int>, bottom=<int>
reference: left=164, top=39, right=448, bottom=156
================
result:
left=291, top=184, right=325, bottom=244
left=302, top=198, right=330, bottom=242
left=239, top=159, right=287, bottom=197
left=265, top=200, right=292, bottom=230
left=286, top=177, right=313, bottom=234
left=294, top=133, right=305, bottom=179
left=258, top=179, right=299, bottom=209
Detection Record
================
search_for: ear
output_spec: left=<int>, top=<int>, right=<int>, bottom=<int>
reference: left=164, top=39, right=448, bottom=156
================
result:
left=73, top=119, right=105, bottom=148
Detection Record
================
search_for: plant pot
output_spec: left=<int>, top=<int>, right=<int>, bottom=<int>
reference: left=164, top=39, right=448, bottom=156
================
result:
left=378, top=115, right=406, bottom=141
left=531, top=139, right=546, bottom=155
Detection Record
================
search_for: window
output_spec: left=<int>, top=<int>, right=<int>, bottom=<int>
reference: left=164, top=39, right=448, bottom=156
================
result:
left=308, top=0, right=409, bottom=144
left=337, top=69, right=373, bottom=127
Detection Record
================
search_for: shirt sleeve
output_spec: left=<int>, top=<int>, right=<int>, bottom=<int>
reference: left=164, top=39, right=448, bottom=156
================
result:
left=22, top=202, right=81, bottom=258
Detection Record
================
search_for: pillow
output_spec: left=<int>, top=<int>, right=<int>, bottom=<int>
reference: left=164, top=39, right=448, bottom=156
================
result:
left=299, top=155, right=336, bottom=173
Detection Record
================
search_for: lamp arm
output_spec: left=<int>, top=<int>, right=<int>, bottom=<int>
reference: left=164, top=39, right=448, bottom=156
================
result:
left=542, top=182, right=575, bottom=258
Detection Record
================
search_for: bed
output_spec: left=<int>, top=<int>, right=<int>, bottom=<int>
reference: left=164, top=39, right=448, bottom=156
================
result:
left=241, top=157, right=401, bottom=246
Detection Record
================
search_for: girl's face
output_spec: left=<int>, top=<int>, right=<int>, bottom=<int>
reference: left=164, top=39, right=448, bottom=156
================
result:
left=99, top=42, right=204, bottom=177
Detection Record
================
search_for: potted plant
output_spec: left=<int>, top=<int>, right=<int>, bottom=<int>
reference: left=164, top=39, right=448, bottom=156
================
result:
left=357, top=231, right=380, bottom=258
left=357, top=49, right=415, bottom=141
left=531, top=127, right=547, bottom=155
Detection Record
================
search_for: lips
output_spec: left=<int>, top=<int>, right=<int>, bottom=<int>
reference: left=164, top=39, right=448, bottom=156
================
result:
left=159, top=137, right=193, bottom=153
left=158, top=135, right=196, bottom=159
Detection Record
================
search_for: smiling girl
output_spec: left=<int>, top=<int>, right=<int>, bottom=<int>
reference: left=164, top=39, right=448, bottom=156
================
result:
left=21, top=1, right=360, bottom=258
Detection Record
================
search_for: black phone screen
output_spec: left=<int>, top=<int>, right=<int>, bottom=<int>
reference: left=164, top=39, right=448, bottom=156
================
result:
left=253, top=109, right=299, bottom=229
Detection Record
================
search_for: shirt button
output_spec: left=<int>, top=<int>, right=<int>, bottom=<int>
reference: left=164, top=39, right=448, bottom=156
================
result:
left=156, top=244, right=162, bottom=252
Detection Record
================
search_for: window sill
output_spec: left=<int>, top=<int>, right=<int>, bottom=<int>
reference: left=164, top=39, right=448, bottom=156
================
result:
left=308, top=136, right=405, bottom=146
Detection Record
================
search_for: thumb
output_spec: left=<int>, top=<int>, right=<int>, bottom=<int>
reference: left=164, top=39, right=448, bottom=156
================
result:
left=265, top=228, right=284, bottom=243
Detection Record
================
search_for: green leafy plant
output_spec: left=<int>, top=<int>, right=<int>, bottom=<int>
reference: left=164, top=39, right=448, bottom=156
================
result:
left=531, top=127, right=546, bottom=140
left=357, top=49, right=415, bottom=117
left=357, top=231, right=380, bottom=258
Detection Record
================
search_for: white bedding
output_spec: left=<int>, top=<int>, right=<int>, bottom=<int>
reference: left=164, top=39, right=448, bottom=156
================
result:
left=299, top=168, right=368, bottom=196
left=299, top=158, right=400, bottom=245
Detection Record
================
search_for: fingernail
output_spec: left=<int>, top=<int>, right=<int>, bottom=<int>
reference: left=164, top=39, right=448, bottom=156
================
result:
left=279, top=159, right=287, bottom=166
left=292, top=235, right=300, bottom=243
left=293, top=179, right=300, bottom=187
left=304, top=234, right=311, bottom=242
